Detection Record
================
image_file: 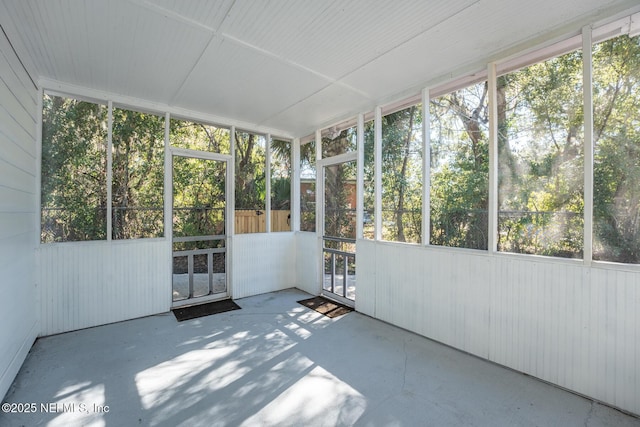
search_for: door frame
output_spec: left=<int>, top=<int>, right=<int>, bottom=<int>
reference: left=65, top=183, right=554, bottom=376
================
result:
left=170, top=147, right=233, bottom=308
left=318, top=151, right=358, bottom=306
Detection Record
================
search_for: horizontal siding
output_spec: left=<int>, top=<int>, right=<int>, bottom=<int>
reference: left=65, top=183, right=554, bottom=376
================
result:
left=232, top=232, right=296, bottom=299
left=294, top=232, right=319, bottom=296
left=0, top=28, right=37, bottom=400
left=0, top=212, right=35, bottom=241
left=39, top=240, right=171, bottom=336
left=0, top=157, right=35, bottom=194
left=0, top=106, right=36, bottom=157
left=0, top=186, right=33, bottom=213
left=0, top=38, right=36, bottom=109
left=0, top=79, right=35, bottom=130
left=0, top=125, right=36, bottom=172
left=357, top=240, right=640, bottom=416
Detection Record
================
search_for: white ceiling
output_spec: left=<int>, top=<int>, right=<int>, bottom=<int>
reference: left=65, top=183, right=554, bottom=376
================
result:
left=0, top=0, right=637, bottom=137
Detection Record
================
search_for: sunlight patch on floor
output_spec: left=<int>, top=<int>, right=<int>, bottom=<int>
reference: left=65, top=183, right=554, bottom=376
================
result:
left=239, top=366, right=366, bottom=427
left=48, top=383, right=106, bottom=427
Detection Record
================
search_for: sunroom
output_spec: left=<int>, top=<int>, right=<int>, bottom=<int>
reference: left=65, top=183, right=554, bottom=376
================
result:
left=1, top=0, right=639, bottom=424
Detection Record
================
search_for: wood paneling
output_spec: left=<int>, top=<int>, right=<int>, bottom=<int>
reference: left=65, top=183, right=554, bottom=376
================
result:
left=357, top=240, right=640, bottom=415
left=294, top=232, right=319, bottom=296
left=38, top=240, right=171, bottom=336
left=231, top=232, right=295, bottom=299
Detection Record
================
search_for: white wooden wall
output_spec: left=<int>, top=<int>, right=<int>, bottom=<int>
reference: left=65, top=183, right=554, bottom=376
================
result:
left=356, top=239, right=640, bottom=415
left=231, top=232, right=296, bottom=299
left=0, top=31, right=38, bottom=399
left=38, top=232, right=299, bottom=335
left=294, top=232, right=319, bottom=296
left=38, top=240, right=171, bottom=336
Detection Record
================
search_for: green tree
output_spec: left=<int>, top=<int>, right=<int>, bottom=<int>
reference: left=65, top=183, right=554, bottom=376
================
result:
left=322, top=128, right=356, bottom=240
left=235, top=131, right=266, bottom=211
left=497, top=49, right=584, bottom=257
left=270, top=138, right=292, bottom=211
left=592, top=34, right=640, bottom=263
left=381, top=106, right=423, bottom=243
left=430, top=84, right=488, bottom=249
left=111, top=108, right=164, bottom=239
left=170, top=119, right=227, bottom=246
left=41, top=95, right=108, bottom=242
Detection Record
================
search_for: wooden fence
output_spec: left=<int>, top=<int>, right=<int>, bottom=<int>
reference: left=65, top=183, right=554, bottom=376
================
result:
left=235, top=210, right=290, bottom=234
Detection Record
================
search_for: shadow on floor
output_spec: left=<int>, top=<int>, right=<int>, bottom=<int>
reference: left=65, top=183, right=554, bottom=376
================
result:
left=1, top=289, right=638, bottom=427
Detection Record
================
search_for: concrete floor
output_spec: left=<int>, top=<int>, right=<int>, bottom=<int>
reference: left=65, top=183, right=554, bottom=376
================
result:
left=1, top=289, right=638, bottom=427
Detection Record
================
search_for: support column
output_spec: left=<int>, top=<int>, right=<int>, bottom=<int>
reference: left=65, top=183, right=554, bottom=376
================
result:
left=583, top=25, right=594, bottom=266
left=374, top=107, right=382, bottom=241
left=265, top=133, right=271, bottom=233
left=107, top=101, right=113, bottom=241
left=487, top=63, right=498, bottom=253
left=356, top=114, right=365, bottom=239
left=292, top=138, right=301, bottom=232
left=422, top=89, right=430, bottom=246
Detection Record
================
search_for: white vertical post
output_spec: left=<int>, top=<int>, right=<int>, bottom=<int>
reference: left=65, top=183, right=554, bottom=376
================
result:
left=356, top=114, right=365, bottom=240
left=35, top=89, right=43, bottom=327
left=583, top=25, right=594, bottom=266
left=164, top=113, right=172, bottom=305
left=265, top=133, right=272, bottom=233
left=107, top=101, right=113, bottom=241
left=229, top=126, right=236, bottom=237
left=315, top=129, right=323, bottom=237
left=164, top=113, right=172, bottom=241
left=374, top=106, right=382, bottom=241
left=422, top=88, right=430, bottom=246
left=487, top=63, right=498, bottom=253
left=228, top=126, right=235, bottom=297
left=292, top=138, right=301, bottom=232
left=35, top=88, right=43, bottom=247
left=315, top=129, right=323, bottom=295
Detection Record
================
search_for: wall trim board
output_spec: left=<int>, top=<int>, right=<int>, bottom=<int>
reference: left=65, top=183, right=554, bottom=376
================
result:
left=0, top=320, right=37, bottom=401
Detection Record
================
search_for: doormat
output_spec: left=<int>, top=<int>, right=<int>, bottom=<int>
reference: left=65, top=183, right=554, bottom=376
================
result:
left=172, top=299, right=241, bottom=322
left=297, top=296, right=353, bottom=318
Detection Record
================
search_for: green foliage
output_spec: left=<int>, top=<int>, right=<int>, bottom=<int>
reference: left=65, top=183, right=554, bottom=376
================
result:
left=496, top=49, right=585, bottom=258
left=235, top=131, right=266, bottom=211
left=430, top=83, right=489, bottom=249
left=362, top=121, right=375, bottom=238
left=323, top=128, right=357, bottom=239
left=169, top=119, right=230, bottom=153
left=300, top=140, right=317, bottom=232
left=41, top=95, right=108, bottom=242
left=42, top=96, right=165, bottom=243
left=40, top=34, right=640, bottom=264
left=592, top=34, right=640, bottom=263
left=271, top=138, right=292, bottom=211
left=111, top=108, right=164, bottom=239
left=492, top=36, right=640, bottom=262
left=171, top=154, right=226, bottom=250
left=380, top=106, right=423, bottom=243
left=169, top=118, right=229, bottom=247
